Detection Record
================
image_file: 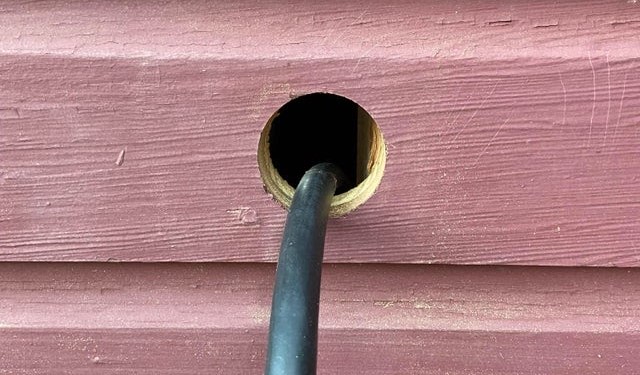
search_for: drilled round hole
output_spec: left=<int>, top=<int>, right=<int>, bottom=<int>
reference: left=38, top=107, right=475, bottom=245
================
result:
left=258, top=93, right=386, bottom=217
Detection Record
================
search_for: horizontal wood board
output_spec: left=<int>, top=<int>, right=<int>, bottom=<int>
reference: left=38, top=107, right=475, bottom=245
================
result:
left=1, top=0, right=640, bottom=264
left=1, top=262, right=639, bottom=374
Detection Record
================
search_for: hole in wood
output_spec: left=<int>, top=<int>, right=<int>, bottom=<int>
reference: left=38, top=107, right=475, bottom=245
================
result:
left=258, top=93, right=385, bottom=217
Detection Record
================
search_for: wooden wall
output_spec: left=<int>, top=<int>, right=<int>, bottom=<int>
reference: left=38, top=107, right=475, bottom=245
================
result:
left=1, top=0, right=640, bottom=373
left=2, top=263, right=640, bottom=373
left=2, top=0, right=640, bottom=265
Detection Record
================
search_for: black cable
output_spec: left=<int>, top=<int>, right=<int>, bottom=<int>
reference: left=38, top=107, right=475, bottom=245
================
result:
left=265, top=163, right=340, bottom=375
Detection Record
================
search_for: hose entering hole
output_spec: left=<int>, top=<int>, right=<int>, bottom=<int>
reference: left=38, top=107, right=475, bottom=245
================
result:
left=265, top=163, right=341, bottom=375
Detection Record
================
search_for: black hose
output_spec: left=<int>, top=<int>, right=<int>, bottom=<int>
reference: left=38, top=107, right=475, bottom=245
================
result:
left=265, top=163, right=339, bottom=375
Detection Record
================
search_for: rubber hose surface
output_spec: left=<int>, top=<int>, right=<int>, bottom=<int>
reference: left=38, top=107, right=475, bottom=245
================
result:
left=265, top=163, right=338, bottom=375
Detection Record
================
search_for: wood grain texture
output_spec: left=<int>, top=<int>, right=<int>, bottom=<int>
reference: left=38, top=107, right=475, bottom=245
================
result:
left=1, top=263, right=639, bottom=374
left=1, top=0, right=640, bottom=264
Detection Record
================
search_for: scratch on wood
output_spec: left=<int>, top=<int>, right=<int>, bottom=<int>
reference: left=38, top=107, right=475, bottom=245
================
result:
left=587, top=52, right=597, bottom=147
left=0, top=107, right=20, bottom=119
left=440, top=83, right=464, bottom=140
left=447, top=82, right=498, bottom=150
left=486, top=19, right=514, bottom=26
left=330, top=9, right=368, bottom=46
left=603, top=54, right=612, bottom=146
left=351, top=43, right=378, bottom=75
left=439, top=83, right=479, bottom=145
left=115, top=149, right=126, bottom=166
left=610, top=19, right=640, bottom=26
left=558, top=72, right=567, bottom=127
left=612, top=72, right=628, bottom=145
left=473, top=114, right=511, bottom=167
left=350, top=32, right=392, bottom=75
left=374, top=300, right=396, bottom=308
left=533, top=22, right=559, bottom=28
left=436, top=18, right=476, bottom=26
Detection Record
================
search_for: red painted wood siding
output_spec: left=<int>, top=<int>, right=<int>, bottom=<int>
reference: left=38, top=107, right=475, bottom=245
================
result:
left=1, top=0, right=640, bottom=265
left=1, top=263, right=639, bottom=373
left=2, top=1, right=640, bottom=373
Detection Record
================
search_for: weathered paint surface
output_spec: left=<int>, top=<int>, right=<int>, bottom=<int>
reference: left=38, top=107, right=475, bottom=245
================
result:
left=2, top=2, right=640, bottom=373
left=1, top=263, right=639, bottom=373
left=1, top=0, right=640, bottom=265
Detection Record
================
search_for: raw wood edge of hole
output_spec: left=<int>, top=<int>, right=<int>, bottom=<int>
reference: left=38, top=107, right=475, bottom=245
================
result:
left=257, top=105, right=386, bottom=217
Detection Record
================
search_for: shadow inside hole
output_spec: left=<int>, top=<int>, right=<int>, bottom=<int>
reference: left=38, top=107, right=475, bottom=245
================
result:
left=268, top=93, right=372, bottom=195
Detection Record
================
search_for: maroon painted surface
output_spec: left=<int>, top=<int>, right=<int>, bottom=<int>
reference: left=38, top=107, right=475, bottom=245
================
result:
left=2, top=2, right=639, bottom=373
left=2, top=0, right=640, bottom=265
left=4, top=329, right=639, bottom=375
left=1, top=263, right=639, bottom=373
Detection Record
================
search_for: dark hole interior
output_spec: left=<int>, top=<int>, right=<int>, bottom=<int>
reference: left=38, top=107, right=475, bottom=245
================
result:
left=268, top=93, right=361, bottom=195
